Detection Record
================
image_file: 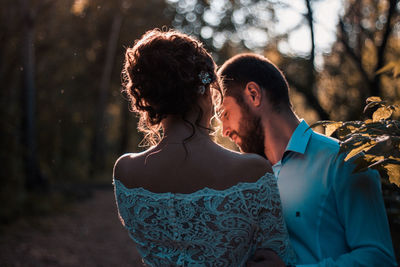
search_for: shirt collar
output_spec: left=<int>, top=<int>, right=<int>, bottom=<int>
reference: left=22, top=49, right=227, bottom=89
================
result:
left=285, top=119, right=312, bottom=155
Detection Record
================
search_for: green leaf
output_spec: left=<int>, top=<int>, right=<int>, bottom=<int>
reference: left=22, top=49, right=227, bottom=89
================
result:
left=372, top=106, right=393, bottom=122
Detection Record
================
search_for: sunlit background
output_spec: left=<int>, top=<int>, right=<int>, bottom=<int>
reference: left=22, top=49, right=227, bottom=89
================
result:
left=1, top=0, right=399, bottom=265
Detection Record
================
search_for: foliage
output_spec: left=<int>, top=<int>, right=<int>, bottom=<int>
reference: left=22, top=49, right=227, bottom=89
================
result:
left=312, top=96, right=400, bottom=187
left=0, top=0, right=171, bottom=223
left=319, top=0, right=399, bottom=121
left=0, top=2, right=399, bottom=257
left=165, top=0, right=279, bottom=52
left=166, top=0, right=400, bottom=124
left=376, top=59, right=400, bottom=78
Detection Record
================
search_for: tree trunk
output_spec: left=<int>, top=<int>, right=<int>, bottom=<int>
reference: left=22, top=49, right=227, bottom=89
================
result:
left=301, top=0, right=330, bottom=120
left=371, top=0, right=398, bottom=97
left=20, top=0, right=46, bottom=190
left=90, top=12, right=123, bottom=178
left=305, top=0, right=315, bottom=74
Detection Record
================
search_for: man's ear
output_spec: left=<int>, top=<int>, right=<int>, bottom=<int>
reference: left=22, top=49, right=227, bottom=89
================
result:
left=244, top=82, right=262, bottom=107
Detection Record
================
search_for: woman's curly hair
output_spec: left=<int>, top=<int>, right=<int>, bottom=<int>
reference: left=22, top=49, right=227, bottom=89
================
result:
left=122, top=29, right=218, bottom=147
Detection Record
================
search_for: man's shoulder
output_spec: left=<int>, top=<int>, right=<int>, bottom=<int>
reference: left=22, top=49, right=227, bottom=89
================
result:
left=309, top=130, right=340, bottom=152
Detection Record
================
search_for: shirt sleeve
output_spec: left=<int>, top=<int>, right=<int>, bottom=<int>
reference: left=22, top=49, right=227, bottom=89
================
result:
left=298, top=154, right=397, bottom=267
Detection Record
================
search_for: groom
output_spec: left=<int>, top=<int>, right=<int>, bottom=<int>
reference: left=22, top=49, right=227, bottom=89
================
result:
left=217, top=53, right=397, bottom=266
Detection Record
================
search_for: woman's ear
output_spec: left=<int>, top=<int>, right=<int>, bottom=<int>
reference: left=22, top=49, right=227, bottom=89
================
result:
left=244, top=82, right=262, bottom=107
left=202, top=87, right=212, bottom=103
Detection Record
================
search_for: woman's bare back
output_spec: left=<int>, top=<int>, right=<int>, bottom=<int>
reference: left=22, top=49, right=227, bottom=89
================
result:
left=113, top=137, right=272, bottom=194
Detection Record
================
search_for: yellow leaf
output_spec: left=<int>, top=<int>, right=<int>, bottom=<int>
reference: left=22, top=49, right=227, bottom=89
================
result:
left=395, top=67, right=400, bottom=78
left=345, top=142, right=375, bottom=161
left=386, top=164, right=400, bottom=187
left=364, top=154, right=384, bottom=162
left=336, top=124, right=358, bottom=138
left=376, top=61, right=400, bottom=78
left=325, top=122, right=343, bottom=136
left=372, top=106, right=393, bottom=122
left=366, top=96, right=382, bottom=103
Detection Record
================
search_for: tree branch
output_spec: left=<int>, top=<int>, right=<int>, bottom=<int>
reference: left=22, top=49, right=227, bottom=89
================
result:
left=305, top=0, right=315, bottom=68
left=371, top=0, right=398, bottom=96
left=338, top=18, right=371, bottom=85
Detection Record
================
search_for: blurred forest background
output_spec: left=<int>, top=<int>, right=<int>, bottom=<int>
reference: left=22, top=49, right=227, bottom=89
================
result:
left=1, top=0, right=400, bottom=263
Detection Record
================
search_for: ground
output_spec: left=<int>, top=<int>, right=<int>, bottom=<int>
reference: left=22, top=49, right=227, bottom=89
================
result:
left=0, top=189, right=143, bottom=267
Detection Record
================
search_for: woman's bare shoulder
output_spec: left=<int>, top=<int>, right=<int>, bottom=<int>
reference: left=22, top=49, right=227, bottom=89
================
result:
left=113, top=149, right=155, bottom=188
left=238, top=153, right=273, bottom=176
left=216, top=145, right=273, bottom=181
left=114, top=153, right=138, bottom=179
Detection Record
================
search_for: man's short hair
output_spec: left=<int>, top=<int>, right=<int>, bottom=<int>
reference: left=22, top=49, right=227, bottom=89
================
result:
left=218, top=53, right=292, bottom=111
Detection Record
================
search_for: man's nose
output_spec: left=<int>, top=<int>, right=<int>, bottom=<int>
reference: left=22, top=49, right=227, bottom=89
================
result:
left=222, top=125, right=230, bottom=137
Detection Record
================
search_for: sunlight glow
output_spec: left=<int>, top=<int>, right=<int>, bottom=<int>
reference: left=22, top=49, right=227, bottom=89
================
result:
left=288, top=25, right=311, bottom=55
left=275, top=0, right=342, bottom=55
left=203, top=9, right=221, bottom=27
left=201, top=26, right=214, bottom=39
left=71, top=0, right=89, bottom=16
left=243, top=27, right=269, bottom=49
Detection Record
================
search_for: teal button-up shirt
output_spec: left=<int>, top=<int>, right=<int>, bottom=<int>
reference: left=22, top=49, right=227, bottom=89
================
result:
left=273, top=120, right=397, bottom=266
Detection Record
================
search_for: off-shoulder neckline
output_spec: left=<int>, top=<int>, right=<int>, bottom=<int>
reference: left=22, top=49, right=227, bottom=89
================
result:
left=114, top=172, right=274, bottom=198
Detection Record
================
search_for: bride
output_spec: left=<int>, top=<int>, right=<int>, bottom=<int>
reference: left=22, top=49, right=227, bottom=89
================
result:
left=113, top=28, right=296, bottom=266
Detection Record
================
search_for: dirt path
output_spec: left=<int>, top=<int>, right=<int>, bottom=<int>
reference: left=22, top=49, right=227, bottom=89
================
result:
left=0, top=190, right=143, bottom=267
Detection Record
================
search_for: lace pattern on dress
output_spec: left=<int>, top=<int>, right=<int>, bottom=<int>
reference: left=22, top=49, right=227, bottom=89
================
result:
left=114, top=173, right=297, bottom=266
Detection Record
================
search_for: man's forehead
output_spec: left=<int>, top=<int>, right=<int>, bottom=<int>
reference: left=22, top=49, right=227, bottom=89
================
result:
left=222, top=96, right=238, bottom=106
left=217, top=96, right=237, bottom=113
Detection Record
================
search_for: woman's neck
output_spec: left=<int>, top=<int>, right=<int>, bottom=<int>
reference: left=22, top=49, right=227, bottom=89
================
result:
left=161, top=114, right=211, bottom=143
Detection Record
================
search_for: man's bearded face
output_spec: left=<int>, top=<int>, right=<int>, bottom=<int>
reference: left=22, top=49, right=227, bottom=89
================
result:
left=219, top=96, right=266, bottom=158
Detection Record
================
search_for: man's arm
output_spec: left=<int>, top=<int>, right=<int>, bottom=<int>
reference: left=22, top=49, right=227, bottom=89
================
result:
left=249, top=159, right=397, bottom=267
left=298, top=159, right=397, bottom=267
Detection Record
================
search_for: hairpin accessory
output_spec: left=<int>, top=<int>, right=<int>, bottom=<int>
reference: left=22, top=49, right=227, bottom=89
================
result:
left=199, top=71, right=212, bottom=85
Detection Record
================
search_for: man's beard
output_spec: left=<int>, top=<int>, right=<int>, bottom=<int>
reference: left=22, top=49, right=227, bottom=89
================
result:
left=232, top=107, right=266, bottom=159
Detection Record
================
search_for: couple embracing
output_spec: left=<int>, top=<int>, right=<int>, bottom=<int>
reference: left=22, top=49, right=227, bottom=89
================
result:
left=113, top=29, right=397, bottom=266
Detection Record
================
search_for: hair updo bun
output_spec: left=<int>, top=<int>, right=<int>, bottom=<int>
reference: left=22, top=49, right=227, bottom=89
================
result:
left=122, top=28, right=217, bottom=146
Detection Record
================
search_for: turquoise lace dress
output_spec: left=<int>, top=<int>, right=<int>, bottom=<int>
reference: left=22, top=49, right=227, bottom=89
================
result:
left=114, top=173, right=296, bottom=266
